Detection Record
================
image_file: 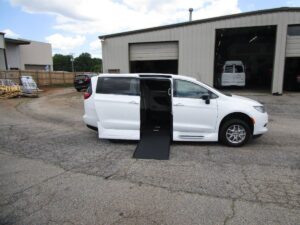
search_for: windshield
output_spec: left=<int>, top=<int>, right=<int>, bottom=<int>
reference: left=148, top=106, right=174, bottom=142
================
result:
left=195, top=80, right=232, bottom=97
left=235, top=65, right=244, bottom=73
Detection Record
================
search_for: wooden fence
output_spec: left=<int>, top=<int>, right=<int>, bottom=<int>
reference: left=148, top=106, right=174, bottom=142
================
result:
left=0, top=70, right=76, bottom=86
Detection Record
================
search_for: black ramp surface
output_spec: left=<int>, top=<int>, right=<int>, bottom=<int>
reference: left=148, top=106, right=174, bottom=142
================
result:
left=133, top=78, right=172, bottom=160
left=133, top=127, right=170, bottom=160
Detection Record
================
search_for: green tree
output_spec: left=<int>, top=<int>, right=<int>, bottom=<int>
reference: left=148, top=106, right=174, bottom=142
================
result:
left=53, top=53, right=102, bottom=72
left=74, top=53, right=92, bottom=72
left=91, top=58, right=102, bottom=72
left=53, top=54, right=73, bottom=72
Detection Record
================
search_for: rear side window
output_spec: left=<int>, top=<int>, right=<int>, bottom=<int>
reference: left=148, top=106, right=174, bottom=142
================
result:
left=96, top=77, right=140, bottom=96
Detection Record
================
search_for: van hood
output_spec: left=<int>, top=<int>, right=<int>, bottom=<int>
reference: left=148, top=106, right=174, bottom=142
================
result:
left=230, top=94, right=262, bottom=106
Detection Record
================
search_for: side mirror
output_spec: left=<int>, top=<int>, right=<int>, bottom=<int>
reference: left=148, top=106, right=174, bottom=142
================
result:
left=201, top=94, right=210, bottom=104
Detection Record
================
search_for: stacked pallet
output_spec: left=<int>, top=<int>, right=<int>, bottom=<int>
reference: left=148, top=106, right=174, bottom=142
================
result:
left=0, top=79, right=21, bottom=99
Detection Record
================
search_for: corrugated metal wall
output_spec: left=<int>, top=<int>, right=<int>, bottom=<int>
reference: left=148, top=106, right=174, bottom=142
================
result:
left=102, top=11, right=300, bottom=94
left=0, top=35, right=5, bottom=49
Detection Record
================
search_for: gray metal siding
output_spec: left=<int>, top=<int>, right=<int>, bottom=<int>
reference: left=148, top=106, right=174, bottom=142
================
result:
left=0, top=35, right=4, bottom=49
left=6, top=43, right=21, bottom=69
left=0, top=49, right=6, bottom=70
left=102, top=11, right=300, bottom=93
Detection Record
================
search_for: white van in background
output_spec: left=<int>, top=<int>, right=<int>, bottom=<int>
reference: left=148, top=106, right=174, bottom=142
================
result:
left=221, top=61, right=246, bottom=87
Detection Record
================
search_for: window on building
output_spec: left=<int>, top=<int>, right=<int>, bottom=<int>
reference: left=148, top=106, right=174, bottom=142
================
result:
left=287, top=25, right=300, bottom=36
left=108, top=69, right=120, bottom=73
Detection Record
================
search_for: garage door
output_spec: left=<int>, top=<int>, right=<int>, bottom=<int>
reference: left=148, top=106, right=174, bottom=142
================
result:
left=286, top=25, right=300, bottom=57
left=286, top=36, right=300, bottom=57
left=130, top=42, right=178, bottom=61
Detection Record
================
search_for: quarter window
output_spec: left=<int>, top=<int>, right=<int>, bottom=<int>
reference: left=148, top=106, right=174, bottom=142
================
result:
left=173, top=79, right=217, bottom=99
left=96, top=77, right=139, bottom=96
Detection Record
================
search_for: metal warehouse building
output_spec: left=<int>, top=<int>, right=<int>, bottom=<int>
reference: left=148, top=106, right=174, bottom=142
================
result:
left=99, top=7, right=300, bottom=94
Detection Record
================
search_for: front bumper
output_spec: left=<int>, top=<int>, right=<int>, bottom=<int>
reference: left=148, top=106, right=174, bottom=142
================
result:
left=253, top=112, right=268, bottom=135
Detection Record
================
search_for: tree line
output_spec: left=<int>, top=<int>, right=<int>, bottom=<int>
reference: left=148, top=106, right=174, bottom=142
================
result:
left=53, top=53, right=102, bottom=73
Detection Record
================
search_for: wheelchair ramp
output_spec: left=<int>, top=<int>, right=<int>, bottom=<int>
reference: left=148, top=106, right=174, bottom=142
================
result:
left=133, top=126, right=170, bottom=160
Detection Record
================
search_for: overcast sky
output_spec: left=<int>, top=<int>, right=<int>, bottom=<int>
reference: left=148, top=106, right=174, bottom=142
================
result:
left=1, top=0, right=300, bottom=58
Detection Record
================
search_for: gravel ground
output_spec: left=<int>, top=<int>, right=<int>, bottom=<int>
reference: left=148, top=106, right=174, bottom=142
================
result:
left=0, top=87, right=299, bottom=225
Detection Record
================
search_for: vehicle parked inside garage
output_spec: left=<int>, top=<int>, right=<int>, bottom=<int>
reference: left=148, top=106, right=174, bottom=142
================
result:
left=74, top=73, right=97, bottom=92
left=83, top=74, right=268, bottom=147
left=221, top=61, right=246, bottom=87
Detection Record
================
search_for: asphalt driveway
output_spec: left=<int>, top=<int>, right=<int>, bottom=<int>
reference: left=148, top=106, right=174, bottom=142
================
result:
left=0, top=88, right=299, bottom=225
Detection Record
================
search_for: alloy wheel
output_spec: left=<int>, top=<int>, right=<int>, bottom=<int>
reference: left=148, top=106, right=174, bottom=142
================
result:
left=225, top=124, right=246, bottom=144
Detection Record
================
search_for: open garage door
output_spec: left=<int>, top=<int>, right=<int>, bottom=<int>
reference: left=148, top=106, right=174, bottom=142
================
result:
left=130, top=42, right=178, bottom=74
left=214, top=26, right=276, bottom=91
left=284, top=25, right=300, bottom=92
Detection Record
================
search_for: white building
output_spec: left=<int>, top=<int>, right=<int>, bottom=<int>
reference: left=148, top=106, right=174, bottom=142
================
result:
left=99, top=7, right=300, bottom=94
left=0, top=32, right=53, bottom=71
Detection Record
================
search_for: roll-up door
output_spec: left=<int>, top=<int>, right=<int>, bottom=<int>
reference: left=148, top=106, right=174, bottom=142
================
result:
left=286, top=36, right=300, bottom=57
left=130, top=42, right=178, bottom=61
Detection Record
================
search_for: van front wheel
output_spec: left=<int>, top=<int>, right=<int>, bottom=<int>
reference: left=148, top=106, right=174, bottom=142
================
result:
left=220, top=119, right=251, bottom=147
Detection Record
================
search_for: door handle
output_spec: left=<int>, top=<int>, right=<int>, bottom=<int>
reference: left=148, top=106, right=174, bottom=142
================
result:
left=174, top=103, right=184, bottom=106
left=129, top=100, right=139, bottom=104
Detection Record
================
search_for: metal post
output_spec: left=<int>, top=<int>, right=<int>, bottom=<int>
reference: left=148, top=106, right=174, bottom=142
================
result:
left=189, top=8, right=193, bottom=21
left=70, top=54, right=74, bottom=72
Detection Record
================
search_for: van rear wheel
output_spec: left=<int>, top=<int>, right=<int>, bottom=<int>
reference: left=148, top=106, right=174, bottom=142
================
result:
left=220, top=119, right=251, bottom=147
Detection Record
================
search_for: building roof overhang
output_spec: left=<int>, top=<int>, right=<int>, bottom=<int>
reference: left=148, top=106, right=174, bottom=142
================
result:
left=98, top=7, right=300, bottom=39
left=5, top=38, right=31, bottom=45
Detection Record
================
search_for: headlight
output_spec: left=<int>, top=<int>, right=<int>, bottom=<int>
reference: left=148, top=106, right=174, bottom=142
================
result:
left=254, top=106, right=266, bottom=113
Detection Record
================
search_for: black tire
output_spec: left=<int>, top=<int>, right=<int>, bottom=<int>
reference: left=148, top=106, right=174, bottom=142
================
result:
left=76, top=88, right=81, bottom=92
left=220, top=119, right=251, bottom=147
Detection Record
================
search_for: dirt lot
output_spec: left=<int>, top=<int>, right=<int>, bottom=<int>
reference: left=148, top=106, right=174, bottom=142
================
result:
left=0, top=87, right=300, bottom=225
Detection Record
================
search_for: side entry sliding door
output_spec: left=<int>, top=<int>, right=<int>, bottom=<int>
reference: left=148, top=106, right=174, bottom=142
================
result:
left=94, top=77, right=140, bottom=140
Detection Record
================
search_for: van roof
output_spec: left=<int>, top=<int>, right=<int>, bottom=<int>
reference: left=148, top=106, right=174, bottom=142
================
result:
left=224, top=61, right=244, bottom=65
left=97, top=73, right=197, bottom=81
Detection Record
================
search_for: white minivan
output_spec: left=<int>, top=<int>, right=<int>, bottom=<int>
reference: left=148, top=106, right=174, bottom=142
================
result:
left=83, top=74, right=268, bottom=147
left=221, top=61, right=246, bottom=87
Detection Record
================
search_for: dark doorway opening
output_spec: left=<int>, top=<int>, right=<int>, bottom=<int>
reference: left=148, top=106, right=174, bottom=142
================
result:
left=133, top=78, right=172, bottom=160
left=284, top=57, right=300, bottom=92
left=214, top=25, right=276, bottom=90
left=130, top=60, right=178, bottom=74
